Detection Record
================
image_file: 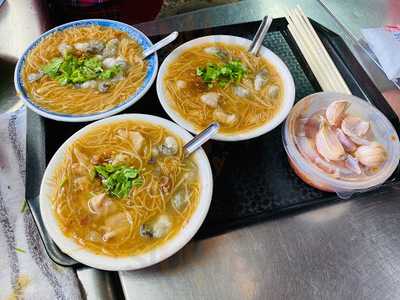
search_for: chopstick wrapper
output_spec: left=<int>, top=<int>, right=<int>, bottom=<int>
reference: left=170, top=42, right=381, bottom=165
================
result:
left=0, top=108, right=82, bottom=300
left=362, top=26, right=400, bottom=80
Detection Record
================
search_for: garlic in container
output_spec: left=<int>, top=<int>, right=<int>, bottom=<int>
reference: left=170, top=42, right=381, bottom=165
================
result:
left=336, top=128, right=357, bottom=152
left=325, top=100, right=349, bottom=127
left=295, top=99, right=388, bottom=180
left=315, top=117, right=346, bottom=161
left=355, top=142, right=387, bottom=168
left=341, top=116, right=370, bottom=145
left=284, top=92, right=400, bottom=197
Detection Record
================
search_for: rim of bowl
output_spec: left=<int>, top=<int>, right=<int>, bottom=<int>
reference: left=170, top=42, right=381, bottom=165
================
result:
left=283, top=92, right=400, bottom=192
left=39, top=114, right=213, bottom=271
left=156, top=35, right=295, bottom=141
left=14, top=19, right=158, bottom=123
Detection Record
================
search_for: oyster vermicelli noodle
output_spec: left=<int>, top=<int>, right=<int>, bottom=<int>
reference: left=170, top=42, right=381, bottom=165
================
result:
left=22, top=26, right=147, bottom=114
left=51, top=120, right=200, bottom=256
left=163, top=42, right=284, bottom=134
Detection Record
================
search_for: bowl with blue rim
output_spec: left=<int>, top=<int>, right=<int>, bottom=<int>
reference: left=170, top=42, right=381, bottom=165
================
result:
left=14, top=19, right=158, bottom=122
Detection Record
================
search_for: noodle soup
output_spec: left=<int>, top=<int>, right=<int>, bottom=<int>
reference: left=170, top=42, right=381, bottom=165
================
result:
left=50, top=119, right=200, bottom=257
left=21, top=25, right=148, bottom=115
left=161, top=41, right=286, bottom=135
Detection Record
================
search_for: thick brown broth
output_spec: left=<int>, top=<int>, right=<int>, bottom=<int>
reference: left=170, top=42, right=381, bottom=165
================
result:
left=51, top=120, right=200, bottom=257
left=163, top=42, right=284, bottom=134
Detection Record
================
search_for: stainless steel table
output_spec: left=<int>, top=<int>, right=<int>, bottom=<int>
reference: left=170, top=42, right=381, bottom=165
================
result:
left=2, top=0, right=400, bottom=299
left=120, top=1, right=400, bottom=299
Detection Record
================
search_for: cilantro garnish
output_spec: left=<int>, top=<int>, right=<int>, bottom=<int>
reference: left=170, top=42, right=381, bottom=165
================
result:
left=196, top=60, right=247, bottom=88
left=42, top=58, right=64, bottom=78
left=41, top=54, right=122, bottom=86
left=94, top=164, right=142, bottom=199
left=98, top=65, right=121, bottom=80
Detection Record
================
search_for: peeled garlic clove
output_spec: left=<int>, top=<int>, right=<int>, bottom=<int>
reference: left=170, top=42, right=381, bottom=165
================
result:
left=344, top=155, right=362, bottom=175
left=344, top=116, right=369, bottom=136
left=303, top=115, right=321, bottom=138
left=326, top=100, right=350, bottom=127
left=345, top=134, right=370, bottom=146
left=315, top=118, right=346, bottom=161
left=341, top=116, right=370, bottom=145
left=296, top=137, right=336, bottom=174
left=314, top=156, right=337, bottom=174
left=336, top=128, right=357, bottom=152
left=297, top=136, right=319, bottom=161
left=355, top=142, right=387, bottom=168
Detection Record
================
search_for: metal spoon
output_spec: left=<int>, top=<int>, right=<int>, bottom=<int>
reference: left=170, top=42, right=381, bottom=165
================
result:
left=248, top=16, right=273, bottom=56
left=183, top=122, right=220, bottom=158
left=143, top=31, right=179, bottom=58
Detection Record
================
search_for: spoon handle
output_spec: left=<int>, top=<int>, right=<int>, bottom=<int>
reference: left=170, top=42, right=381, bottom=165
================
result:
left=143, top=31, right=179, bottom=58
left=183, top=122, right=220, bottom=158
left=248, top=16, right=273, bottom=56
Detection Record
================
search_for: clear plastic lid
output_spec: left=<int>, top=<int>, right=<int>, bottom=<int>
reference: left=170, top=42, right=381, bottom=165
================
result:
left=283, top=92, right=400, bottom=199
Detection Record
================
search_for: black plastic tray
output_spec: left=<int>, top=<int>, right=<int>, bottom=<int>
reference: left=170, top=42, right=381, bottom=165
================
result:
left=26, top=18, right=400, bottom=266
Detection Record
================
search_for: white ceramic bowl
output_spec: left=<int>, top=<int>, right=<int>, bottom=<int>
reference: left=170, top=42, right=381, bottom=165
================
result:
left=40, top=114, right=213, bottom=271
left=156, top=35, right=296, bottom=141
left=15, top=19, right=158, bottom=122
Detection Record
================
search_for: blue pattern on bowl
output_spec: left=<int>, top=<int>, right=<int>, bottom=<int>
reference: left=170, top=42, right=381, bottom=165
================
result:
left=14, top=19, right=158, bottom=121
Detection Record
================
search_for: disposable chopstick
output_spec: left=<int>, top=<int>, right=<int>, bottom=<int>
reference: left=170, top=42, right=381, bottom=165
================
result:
left=289, top=8, right=342, bottom=92
left=286, top=9, right=335, bottom=91
left=294, top=6, right=351, bottom=94
left=287, top=23, right=332, bottom=91
left=286, top=14, right=335, bottom=91
left=286, top=6, right=351, bottom=95
left=288, top=8, right=344, bottom=93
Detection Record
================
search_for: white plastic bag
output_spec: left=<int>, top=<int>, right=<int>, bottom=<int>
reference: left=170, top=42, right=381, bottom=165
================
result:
left=362, top=26, right=400, bottom=80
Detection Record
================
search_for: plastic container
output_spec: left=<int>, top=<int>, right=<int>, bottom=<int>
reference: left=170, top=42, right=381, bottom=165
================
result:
left=283, top=92, right=400, bottom=199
